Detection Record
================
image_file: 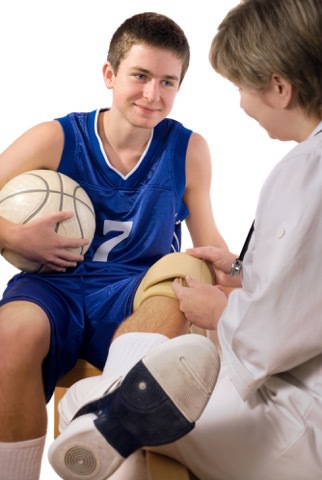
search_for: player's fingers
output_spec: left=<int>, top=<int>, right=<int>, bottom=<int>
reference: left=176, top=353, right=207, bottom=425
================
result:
left=56, top=249, right=85, bottom=262
left=46, top=210, right=75, bottom=222
left=59, top=236, right=90, bottom=249
left=44, top=253, right=83, bottom=270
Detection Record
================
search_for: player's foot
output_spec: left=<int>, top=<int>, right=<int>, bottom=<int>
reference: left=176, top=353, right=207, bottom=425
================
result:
left=48, top=334, right=221, bottom=480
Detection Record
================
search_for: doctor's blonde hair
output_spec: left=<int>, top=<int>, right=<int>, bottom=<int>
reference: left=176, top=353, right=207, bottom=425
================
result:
left=209, top=0, right=322, bottom=118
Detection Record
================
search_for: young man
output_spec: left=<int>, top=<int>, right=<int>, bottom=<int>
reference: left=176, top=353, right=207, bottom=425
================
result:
left=170, top=0, right=322, bottom=478
left=0, top=12, right=225, bottom=480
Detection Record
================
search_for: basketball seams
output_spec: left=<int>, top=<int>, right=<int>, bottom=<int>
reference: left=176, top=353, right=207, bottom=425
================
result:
left=0, top=172, right=95, bottom=228
left=57, top=177, right=96, bottom=252
left=55, top=172, right=64, bottom=234
left=0, top=170, right=96, bottom=272
left=0, top=189, right=94, bottom=225
left=18, top=172, right=52, bottom=224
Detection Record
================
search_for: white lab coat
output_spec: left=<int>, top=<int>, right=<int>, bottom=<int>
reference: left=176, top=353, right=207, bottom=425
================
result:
left=154, top=122, right=322, bottom=479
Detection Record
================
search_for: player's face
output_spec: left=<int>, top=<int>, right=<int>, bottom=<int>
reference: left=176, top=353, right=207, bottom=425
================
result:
left=105, top=44, right=182, bottom=129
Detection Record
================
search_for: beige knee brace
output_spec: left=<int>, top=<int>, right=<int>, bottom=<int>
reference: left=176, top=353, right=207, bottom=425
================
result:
left=133, top=252, right=213, bottom=311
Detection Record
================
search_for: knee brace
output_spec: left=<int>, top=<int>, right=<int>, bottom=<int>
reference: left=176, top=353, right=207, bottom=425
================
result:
left=133, top=252, right=213, bottom=311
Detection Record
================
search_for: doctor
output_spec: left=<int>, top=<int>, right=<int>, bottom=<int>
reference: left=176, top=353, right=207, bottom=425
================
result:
left=171, top=0, right=322, bottom=478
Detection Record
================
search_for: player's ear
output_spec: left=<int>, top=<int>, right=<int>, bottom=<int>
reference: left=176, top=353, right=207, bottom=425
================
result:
left=271, top=74, right=293, bottom=108
left=103, top=62, right=115, bottom=89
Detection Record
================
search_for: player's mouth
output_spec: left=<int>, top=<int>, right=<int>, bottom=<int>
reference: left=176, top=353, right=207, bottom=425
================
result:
left=134, top=103, right=161, bottom=114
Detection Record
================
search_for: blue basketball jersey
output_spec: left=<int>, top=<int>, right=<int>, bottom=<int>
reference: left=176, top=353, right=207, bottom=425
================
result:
left=57, top=109, right=192, bottom=276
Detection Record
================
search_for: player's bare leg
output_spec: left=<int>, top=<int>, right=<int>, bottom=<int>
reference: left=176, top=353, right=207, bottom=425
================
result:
left=0, top=300, right=50, bottom=442
left=0, top=301, right=50, bottom=479
left=114, top=295, right=189, bottom=339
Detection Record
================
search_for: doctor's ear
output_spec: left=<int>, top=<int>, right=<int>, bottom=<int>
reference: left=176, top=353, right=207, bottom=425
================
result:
left=270, top=74, right=293, bottom=108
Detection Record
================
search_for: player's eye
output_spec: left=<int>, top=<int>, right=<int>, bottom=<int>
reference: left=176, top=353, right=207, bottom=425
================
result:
left=163, top=79, right=174, bottom=87
left=135, top=73, right=146, bottom=80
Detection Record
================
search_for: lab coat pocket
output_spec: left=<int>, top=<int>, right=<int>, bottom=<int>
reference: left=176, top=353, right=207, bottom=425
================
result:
left=259, top=374, right=313, bottom=455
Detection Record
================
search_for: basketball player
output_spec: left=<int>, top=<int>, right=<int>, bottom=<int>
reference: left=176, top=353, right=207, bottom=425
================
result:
left=0, top=12, right=225, bottom=480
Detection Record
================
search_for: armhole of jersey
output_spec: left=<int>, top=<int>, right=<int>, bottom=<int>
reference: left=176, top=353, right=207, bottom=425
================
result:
left=173, top=125, right=192, bottom=221
left=55, top=115, right=76, bottom=176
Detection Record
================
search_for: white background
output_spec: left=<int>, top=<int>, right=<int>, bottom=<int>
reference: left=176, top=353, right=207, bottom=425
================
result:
left=0, top=1, right=295, bottom=478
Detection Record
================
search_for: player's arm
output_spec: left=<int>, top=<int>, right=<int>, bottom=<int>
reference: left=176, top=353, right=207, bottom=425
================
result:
left=183, top=132, right=228, bottom=249
left=181, top=132, right=239, bottom=299
left=0, top=120, right=64, bottom=188
left=0, top=121, right=87, bottom=270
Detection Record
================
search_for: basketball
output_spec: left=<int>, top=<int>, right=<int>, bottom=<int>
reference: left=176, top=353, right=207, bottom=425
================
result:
left=0, top=170, right=96, bottom=273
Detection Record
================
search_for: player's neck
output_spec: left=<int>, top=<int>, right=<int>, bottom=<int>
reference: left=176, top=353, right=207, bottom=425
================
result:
left=98, top=110, right=152, bottom=175
left=99, top=110, right=152, bottom=150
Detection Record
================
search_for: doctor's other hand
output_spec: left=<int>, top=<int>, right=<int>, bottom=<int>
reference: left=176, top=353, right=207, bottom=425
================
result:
left=172, top=276, right=227, bottom=330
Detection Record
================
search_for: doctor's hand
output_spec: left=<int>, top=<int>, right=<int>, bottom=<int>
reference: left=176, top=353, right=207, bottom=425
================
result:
left=186, top=246, right=242, bottom=288
left=172, top=276, right=228, bottom=331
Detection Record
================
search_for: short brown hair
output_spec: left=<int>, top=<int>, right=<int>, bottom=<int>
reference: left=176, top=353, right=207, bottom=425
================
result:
left=107, top=12, right=190, bottom=86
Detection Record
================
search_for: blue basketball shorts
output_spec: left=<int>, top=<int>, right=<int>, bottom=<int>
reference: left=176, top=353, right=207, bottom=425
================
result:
left=0, top=271, right=144, bottom=402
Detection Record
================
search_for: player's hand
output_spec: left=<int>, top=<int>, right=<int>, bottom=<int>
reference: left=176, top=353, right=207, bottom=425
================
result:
left=4, top=212, right=90, bottom=271
left=172, top=276, right=227, bottom=330
left=186, top=246, right=242, bottom=288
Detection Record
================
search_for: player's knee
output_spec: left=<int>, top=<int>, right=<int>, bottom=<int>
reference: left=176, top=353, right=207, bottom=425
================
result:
left=133, top=252, right=213, bottom=311
left=0, top=305, right=49, bottom=365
